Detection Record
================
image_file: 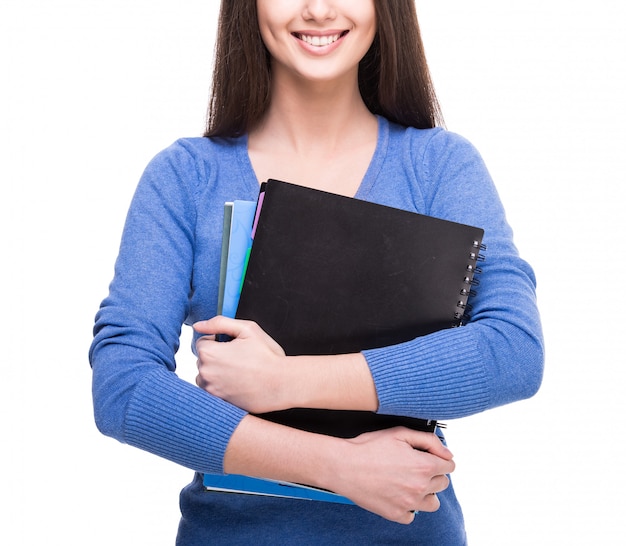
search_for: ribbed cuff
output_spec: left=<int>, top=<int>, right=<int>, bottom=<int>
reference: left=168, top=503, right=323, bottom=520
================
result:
left=124, top=367, right=247, bottom=474
left=363, top=327, right=489, bottom=420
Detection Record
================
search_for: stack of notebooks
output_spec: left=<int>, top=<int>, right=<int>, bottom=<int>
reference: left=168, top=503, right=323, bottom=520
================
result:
left=205, top=179, right=485, bottom=503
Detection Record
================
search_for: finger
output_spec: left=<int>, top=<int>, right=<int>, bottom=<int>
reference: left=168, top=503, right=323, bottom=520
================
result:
left=194, top=316, right=245, bottom=336
left=400, top=430, right=454, bottom=460
left=196, top=333, right=217, bottom=351
left=195, top=335, right=219, bottom=360
left=431, top=474, right=451, bottom=494
left=194, top=316, right=269, bottom=343
left=417, top=493, right=441, bottom=513
left=392, top=509, right=417, bottom=525
left=195, top=317, right=286, bottom=357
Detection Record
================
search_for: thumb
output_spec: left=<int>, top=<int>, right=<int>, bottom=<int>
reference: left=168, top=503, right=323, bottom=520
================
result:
left=193, top=316, right=247, bottom=337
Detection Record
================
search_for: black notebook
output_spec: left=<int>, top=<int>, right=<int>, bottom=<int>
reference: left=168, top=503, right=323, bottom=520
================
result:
left=235, top=179, right=485, bottom=438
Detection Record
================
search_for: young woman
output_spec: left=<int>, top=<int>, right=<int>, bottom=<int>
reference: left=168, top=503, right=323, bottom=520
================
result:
left=90, top=1, right=544, bottom=543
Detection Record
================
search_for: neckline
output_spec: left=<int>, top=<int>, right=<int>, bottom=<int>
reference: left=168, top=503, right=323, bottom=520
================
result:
left=238, top=116, right=389, bottom=199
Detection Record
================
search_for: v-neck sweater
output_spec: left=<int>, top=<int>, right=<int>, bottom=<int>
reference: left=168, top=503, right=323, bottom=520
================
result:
left=90, top=117, right=543, bottom=544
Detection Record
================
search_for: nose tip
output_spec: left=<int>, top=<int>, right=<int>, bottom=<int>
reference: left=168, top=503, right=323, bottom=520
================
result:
left=302, top=1, right=337, bottom=21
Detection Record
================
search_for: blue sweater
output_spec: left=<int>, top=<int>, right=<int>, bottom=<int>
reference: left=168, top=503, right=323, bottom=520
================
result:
left=90, top=117, right=543, bottom=544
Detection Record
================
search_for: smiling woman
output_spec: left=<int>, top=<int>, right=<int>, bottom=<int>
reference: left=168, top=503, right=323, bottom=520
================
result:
left=206, top=0, right=442, bottom=137
left=89, top=0, right=544, bottom=544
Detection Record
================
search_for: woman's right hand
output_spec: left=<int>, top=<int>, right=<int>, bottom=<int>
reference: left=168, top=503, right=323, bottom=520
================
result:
left=329, top=428, right=455, bottom=524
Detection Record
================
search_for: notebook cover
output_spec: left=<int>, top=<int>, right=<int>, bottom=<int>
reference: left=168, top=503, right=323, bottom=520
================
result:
left=220, top=200, right=256, bottom=319
left=236, top=179, right=484, bottom=437
left=202, top=473, right=354, bottom=504
left=216, top=202, right=233, bottom=316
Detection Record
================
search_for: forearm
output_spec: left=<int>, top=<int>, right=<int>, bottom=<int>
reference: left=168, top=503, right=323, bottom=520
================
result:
left=224, top=414, right=456, bottom=523
left=195, top=317, right=379, bottom=414
left=223, top=414, right=342, bottom=490
left=282, top=352, right=379, bottom=412
left=366, top=317, right=543, bottom=421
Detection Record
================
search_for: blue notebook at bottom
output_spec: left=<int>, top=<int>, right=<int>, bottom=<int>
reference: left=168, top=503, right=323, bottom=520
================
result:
left=202, top=473, right=354, bottom=504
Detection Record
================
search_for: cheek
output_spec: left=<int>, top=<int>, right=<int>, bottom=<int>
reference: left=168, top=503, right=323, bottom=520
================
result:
left=255, top=4, right=290, bottom=59
left=259, top=31, right=291, bottom=69
left=355, top=8, right=377, bottom=51
left=352, top=0, right=376, bottom=30
left=356, top=23, right=377, bottom=61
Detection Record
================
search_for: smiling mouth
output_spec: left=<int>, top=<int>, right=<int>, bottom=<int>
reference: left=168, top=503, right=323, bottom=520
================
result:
left=293, top=31, right=349, bottom=47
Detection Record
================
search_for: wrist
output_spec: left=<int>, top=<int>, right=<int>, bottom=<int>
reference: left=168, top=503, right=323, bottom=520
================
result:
left=314, top=436, right=355, bottom=494
left=266, top=354, right=298, bottom=412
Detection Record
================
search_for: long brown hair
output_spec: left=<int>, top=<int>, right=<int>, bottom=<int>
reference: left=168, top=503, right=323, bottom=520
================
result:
left=205, top=0, right=443, bottom=137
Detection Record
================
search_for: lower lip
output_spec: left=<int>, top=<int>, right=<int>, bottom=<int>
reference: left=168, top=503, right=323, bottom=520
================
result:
left=294, top=33, right=346, bottom=56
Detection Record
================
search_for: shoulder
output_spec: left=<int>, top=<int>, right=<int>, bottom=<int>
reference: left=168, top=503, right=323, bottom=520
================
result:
left=378, top=118, right=498, bottom=222
left=147, top=136, right=244, bottom=172
left=140, top=136, right=246, bottom=195
left=383, top=118, right=483, bottom=166
left=384, top=119, right=489, bottom=188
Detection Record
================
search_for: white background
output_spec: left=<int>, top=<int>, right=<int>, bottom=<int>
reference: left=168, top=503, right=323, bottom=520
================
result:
left=2, top=1, right=624, bottom=544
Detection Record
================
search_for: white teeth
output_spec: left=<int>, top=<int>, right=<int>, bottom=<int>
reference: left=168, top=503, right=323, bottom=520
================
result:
left=299, top=33, right=341, bottom=47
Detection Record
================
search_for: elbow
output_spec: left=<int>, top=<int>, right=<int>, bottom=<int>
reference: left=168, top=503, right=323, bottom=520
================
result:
left=511, top=334, right=544, bottom=403
left=92, top=385, right=128, bottom=443
left=515, top=321, right=545, bottom=400
left=90, top=362, right=132, bottom=443
left=517, top=338, right=544, bottom=400
left=482, top=321, right=545, bottom=407
left=92, top=395, right=124, bottom=441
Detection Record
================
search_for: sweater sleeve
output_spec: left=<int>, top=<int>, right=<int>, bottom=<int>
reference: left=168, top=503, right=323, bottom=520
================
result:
left=364, top=130, right=544, bottom=420
left=89, top=141, right=246, bottom=474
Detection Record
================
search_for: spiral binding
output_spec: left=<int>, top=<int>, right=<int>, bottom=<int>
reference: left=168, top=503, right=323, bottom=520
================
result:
left=453, top=240, right=486, bottom=326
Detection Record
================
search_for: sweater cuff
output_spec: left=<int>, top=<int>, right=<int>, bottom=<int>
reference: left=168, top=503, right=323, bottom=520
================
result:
left=363, top=327, right=489, bottom=420
left=124, top=367, right=247, bottom=474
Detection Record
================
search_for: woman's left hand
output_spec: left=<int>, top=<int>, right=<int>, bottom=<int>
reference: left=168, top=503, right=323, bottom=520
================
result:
left=194, top=316, right=288, bottom=413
